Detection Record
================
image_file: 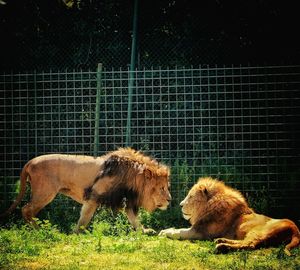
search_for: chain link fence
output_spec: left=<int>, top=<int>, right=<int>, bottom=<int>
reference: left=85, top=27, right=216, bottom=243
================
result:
left=1, top=65, right=300, bottom=222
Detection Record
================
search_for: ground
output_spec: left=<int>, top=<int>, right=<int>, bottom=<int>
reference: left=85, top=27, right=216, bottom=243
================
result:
left=1, top=220, right=300, bottom=270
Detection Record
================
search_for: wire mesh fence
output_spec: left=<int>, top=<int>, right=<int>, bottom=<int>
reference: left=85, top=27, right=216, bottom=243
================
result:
left=1, top=65, right=300, bottom=221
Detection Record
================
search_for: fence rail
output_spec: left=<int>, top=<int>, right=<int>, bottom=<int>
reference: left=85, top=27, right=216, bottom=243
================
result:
left=1, top=65, right=300, bottom=221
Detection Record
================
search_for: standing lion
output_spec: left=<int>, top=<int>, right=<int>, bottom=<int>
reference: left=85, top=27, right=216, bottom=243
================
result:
left=1, top=147, right=171, bottom=233
left=159, top=177, right=300, bottom=256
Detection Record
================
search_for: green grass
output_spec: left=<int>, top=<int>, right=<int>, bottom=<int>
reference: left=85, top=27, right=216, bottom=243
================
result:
left=1, top=218, right=300, bottom=270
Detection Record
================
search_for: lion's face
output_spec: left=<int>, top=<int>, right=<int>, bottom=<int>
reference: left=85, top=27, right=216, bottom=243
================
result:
left=142, top=174, right=171, bottom=212
left=180, top=184, right=208, bottom=225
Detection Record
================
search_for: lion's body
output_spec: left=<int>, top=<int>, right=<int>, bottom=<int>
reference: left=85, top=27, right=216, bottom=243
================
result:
left=159, top=177, right=300, bottom=255
left=24, top=154, right=106, bottom=204
left=1, top=148, right=171, bottom=233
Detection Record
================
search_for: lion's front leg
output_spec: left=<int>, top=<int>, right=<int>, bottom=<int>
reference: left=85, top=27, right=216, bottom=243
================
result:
left=125, top=207, right=156, bottom=235
left=159, top=227, right=203, bottom=240
left=75, top=200, right=98, bottom=233
left=214, top=238, right=239, bottom=244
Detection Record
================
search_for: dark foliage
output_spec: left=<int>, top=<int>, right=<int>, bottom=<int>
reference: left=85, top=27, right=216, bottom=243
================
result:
left=0, top=0, right=299, bottom=71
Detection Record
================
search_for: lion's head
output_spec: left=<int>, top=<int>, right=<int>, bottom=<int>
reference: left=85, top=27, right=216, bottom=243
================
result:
left=141, top=170, right=171, bottom=212
left=180, top=177, right=248, bottom=226
left=92, top=147, right=171, bottom=212
left=180, top=178, right=210, bottom=225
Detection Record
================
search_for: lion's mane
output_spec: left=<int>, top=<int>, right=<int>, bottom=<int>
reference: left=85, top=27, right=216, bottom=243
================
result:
left=84, top=147, right=170, bottom=211
left=192, top=177, right=252, bottom=237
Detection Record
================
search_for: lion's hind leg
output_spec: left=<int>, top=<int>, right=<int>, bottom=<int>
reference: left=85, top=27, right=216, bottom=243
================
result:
left=22, top=190, right=57, bottom=227
left=215, top=239, right=257, bottom=254
left=216, top=222, right=300, bottom=255
left=215, top=231, right=263, bottom=253
left=269, top=220, right=300, bottom=256
left=284, top=233, right=300, bottom=256
left=22, top=173, right=59, bottom=226
left=22, top=203, right=41, bottom=227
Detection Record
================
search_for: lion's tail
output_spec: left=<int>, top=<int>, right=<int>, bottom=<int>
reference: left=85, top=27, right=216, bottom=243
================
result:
left=0, top=162, right=30, bottom=220
left=284, top=222, right=300, bottom=256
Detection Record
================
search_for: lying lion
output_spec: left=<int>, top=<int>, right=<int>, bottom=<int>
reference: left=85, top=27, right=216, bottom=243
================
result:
left=159, top=177, right=300, bottom=255
left=1, top=147, right=171, bottom=233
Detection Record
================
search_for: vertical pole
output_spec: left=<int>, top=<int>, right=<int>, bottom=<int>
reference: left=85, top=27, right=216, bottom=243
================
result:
left=125, top=0, right=138, bottom=146
left=94, top=63, right=102, bottom=157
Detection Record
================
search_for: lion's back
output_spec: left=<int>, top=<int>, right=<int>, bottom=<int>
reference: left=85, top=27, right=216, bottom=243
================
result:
left=26, top=154, right=104, bottom=190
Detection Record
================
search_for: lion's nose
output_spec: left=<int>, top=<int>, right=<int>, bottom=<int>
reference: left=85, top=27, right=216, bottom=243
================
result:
left=167, top=193, right=172, bottom=202
left=180, top=200, right=185, bottom=207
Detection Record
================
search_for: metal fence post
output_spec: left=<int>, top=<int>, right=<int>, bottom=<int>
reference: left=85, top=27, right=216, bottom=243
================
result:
left=93, top=63, right=102, bottom=157
left=125, top=0, right=138, bottom=146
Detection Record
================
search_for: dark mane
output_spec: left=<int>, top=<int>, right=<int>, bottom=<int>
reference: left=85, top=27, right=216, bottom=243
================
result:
left=84, top=148, right=169, bottom=211
left=98, top=154, right=140, bottom=181
left=104, top=147, right=169, bottom=177
left=94, top=185, right=139, bottom=212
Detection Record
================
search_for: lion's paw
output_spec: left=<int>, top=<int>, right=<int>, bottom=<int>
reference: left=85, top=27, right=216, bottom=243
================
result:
left=158, top=227, right=174, bottom=236
left=215, top=243, right=230, bottom=254
left=158, top=228, right=180, bottom=239
left=214, top=238, right=227, bottom=244
left=142, top=228, right=157, bottom=235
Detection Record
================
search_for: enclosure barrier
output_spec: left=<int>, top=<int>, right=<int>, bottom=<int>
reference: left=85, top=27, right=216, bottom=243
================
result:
left=1, top=65, right=299, bottom=221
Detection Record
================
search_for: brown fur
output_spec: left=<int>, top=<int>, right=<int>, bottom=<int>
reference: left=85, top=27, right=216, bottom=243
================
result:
left=159, top=177, right=300, bottom=255
left=1, top=147, right=171, bottom=233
